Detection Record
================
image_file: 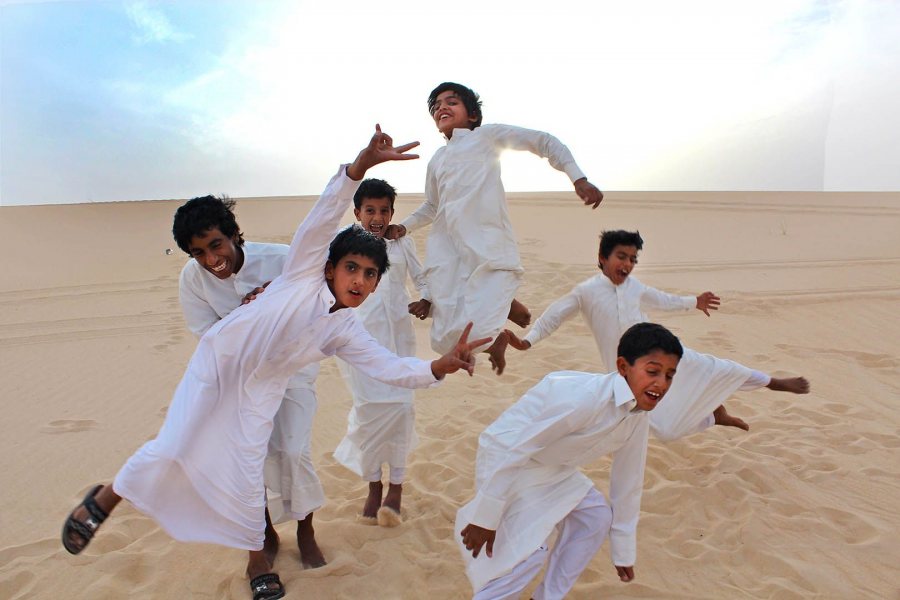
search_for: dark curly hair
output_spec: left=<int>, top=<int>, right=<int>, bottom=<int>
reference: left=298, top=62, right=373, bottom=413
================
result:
left=427, top=82, right=483, bottom=129
left=599, top=230, right=643, bottom=259
left=328, top=225, right=390, bottom=276
left=353, top=178, right=397, bottom=210
left=617, top=322, right=683, bottom=365
left=172, top=195, right=245, bottom=255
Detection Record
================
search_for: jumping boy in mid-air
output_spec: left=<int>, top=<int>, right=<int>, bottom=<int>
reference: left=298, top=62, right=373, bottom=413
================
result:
left=386, top=82, right=604, bottom=375
left=173, top=195, right=328, bottom=571
left=507, top=230, right=809, bottom=441
left=457, top=322, right=683, bottom=598
left=334, top=178, right=431, bottom=527
left=61, top=127, right=491, bottom=600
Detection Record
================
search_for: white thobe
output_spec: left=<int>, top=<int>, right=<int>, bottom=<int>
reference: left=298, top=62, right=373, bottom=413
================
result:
left=524, top=274, right=765, bottom=441
left=179, top=242, right=324, bottom=521
left=113, top=166, right=440, bottom=551
left=455, top=371, right=649, bottom=592
left=401, top=124, right=586, bottom=354
left=334, top=236, right=429, bottom=480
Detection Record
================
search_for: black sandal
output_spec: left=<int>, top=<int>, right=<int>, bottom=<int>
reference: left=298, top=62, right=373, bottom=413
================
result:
left=61, top=484, right=109, bottom=554
left=249, top=573, right=285, bottom=600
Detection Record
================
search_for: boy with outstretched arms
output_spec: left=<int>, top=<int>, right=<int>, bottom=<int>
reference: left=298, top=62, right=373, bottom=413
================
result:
left=61, top=127, right=490, bottom=600
left=174, top=195, right=327, bottom=570
left=508, top=230, right=809, bottom=440
left=457, top=323, right=683, bottom=598
left=386, top=82, right=603, bottom=375
left=334, top=178, right=431, bottom=527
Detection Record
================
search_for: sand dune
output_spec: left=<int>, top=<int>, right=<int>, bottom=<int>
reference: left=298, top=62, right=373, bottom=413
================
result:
left=1, top=191, right=899, bottom=599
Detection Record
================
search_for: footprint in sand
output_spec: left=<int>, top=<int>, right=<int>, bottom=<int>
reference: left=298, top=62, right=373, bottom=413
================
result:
left=42, top=419, right=97, bottom=434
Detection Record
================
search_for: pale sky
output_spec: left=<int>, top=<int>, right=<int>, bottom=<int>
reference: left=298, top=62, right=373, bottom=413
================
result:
left=2, top=0, right=898, bottom=205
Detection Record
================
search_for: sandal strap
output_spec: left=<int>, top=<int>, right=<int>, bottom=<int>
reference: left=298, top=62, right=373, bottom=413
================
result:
left=82, top=487, right=109, bottom=524
left=250, top=573, right=283, bottom=596
left=67, top=517, right=97, bottom=541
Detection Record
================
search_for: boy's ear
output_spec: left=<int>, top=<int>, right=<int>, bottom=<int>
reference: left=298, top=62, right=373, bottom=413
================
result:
left=353, top=207, right=361, bottom=220
left=324, top=261, right=335, bottom=281
left=616, top=356, right=629, bottom=377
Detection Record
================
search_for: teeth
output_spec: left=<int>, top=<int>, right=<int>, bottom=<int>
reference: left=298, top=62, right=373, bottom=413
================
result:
left=212, top=262, right=227, bottom=272
left=647, top=391, right=660, bottom=398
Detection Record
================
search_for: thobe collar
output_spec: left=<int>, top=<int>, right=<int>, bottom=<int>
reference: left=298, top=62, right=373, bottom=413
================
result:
left=318, top=279, right=338, bottom=311
left=446, top=127, right=474, bottom=143
left=613, top=373, right=640, bottom=412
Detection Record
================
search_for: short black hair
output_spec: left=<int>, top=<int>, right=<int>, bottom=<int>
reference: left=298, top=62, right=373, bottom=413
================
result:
left=617, top=322, right=683, bottom=365
left=172, top=195, right=245, bottom=255
left=599, top=230, right=644, bottom=259
left=353, top=178, right=397, bottom=210
left=428, top=82, right=483, bottom=129
left=328, top=225, right=390, bottom=276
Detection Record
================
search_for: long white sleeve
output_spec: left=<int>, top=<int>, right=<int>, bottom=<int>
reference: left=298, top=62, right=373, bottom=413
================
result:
left=401, top=160, right=440, bottom=233
left=607, top=416, right=650, bottom=567
left=282, top=166, right=361, bottom=282
left=179, top=273, right=222, bottom=337
left=638, top=281, right=696, bottom=313
left=400, top=236, right=430, bottom=301
left=335, top=317, right=438, bottom=389
left=468, top=387, right=588, bottom=529
left=488, top=124, right=586, bottom=183
left=523, top=288, right=583, bottom=347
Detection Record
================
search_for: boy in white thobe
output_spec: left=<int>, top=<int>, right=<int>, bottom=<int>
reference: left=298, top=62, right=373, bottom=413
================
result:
left=387, top=82, right=603, bottom=375
left=509, top=230, right=810, bottom=440
left=174, top=195, right=326, bottom=567
left=62, top=128, right=491, bottom=600
left=457, top=323, right=683, bottom=599
left=334, top=178, right=431, bottom=526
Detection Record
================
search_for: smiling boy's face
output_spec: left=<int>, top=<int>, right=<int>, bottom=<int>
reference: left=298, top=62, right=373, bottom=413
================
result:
left=431, top=90, right=477, bottom=137
left=599, top=244, right=639, bottom=286
left=324, top=253, right=380, bottom=310
left=188, top=226, right=243, bottom=279
left=354, top=197, right=394, bottom=238
left=616, top=350, right=679, bottom=411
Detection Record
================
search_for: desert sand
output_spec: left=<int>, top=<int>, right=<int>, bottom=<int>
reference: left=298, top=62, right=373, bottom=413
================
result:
left=1, top=190, right=899, bottom=599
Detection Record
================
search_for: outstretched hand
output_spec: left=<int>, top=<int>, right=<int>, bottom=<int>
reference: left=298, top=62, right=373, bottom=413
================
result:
left=696, top=291, right=721, bottom=316
left=615, top=565, right=635, bottom=582
left=430, top=322, right=492, bottom=379
left=460, top=524, right=496, bottom=559
left=574, top=178, right=603, bottom=209
left=346, top=125, right=419, bottom=181
left=504, top=329, right=531, bottom=351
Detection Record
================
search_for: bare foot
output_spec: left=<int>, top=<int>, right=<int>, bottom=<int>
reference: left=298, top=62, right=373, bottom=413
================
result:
left=297, top=513, right=326, bottom=568
left=362, top=481, right=383, bottom=522
left=508, top=299, right=531, bottom=328
left=486, top=330, right=509, bottom=375
left=246, top=549, right=273, bottom=581
left=767, top=376, right=810, bottom=394
left=713, top=405, right=749, bottom=431
left=377, top=483, right=403, bottom=527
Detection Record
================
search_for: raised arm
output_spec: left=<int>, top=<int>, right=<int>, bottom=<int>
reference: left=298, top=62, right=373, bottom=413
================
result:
left=282, top=126, right=419, bottom=281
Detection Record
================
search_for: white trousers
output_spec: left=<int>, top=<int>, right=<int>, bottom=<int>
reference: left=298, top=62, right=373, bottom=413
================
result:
left=473, top=488, right=612, bottom=600
left=263, top=386, right=324, bottom=523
